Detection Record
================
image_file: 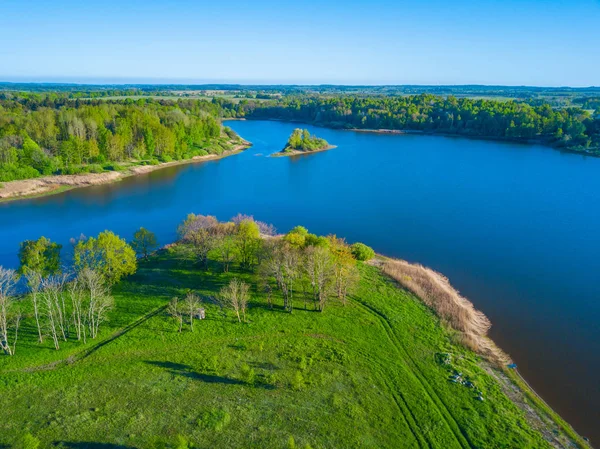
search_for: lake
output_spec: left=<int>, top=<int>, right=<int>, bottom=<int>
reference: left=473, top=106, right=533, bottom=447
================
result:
left=1, top=120, right=599, bottom=443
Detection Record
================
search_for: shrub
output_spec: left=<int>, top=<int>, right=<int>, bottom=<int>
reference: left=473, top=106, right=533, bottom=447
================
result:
left=103, top=163, right=124, bottom=171
left=197, top=408, right=231, bottom=431
left=14, top=433, right=40, bottom=449
left=240, top=363, right=256, bottom=385
left=0, top=164, right=41, bottom=182
left=351, top=242, right=375, bottom=261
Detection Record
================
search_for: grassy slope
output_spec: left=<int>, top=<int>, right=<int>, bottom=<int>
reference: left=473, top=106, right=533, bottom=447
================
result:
left=0, top=246, right=551, bottom=449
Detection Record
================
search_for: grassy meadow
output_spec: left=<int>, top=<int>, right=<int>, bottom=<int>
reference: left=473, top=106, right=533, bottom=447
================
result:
left=0, top=245, right=563, bottom=448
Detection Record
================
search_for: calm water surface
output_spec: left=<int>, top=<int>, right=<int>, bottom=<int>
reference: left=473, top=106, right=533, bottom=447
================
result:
left=1, top=120, right=599, bottom=442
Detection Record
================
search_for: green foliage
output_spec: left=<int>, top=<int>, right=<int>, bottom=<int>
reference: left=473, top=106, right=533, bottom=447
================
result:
left=174, top=435, right=190, bottom=449
left=0, top=99, right=236, bottom=182
left=14, top=433, right=40, bottom=449
left=197, top=408, right=231, bottom=432
left=131, top=227, right=158, bottom=260
left=351, top=242, right=375, bottom=261
left=235, top=219, right=261, bottom=269
left=74, top=231, right=137, bottom=284
left=18, top=236, right=62, bottom=276
left=229, top=94, right=600, bottom=153
left=284, top=128, right=329, bottom=152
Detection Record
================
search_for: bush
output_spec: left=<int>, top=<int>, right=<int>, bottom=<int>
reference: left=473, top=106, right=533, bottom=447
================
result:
left=14, top=433, right=40, bottom=449
left=103, top=163, right=124, bottom=171
left=351, top=242, right=375, bottom=261
left=0, top=164, right=41, bottom=181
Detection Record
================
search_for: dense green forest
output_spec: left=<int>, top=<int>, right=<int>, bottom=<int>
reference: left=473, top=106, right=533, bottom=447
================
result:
left=2, top=88, right=600, bottom=184
left=282, top=128, right=330, bottom=153
left=221, top=95, right=600, bottom=153
left=0, top=96, right=239, bottom=182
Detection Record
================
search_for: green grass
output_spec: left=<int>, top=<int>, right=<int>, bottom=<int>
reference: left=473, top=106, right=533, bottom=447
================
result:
left=0, top=246, right=556, bottom=448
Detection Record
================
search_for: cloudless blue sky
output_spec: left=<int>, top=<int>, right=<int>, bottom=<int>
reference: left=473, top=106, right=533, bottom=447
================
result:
left=1, top=0, right=598, bottom=86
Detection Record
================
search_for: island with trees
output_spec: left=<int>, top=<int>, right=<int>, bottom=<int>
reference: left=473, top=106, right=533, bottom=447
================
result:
left=0, top=213, right=588, bottom=448
left=274, top=128, right=335, bottom=157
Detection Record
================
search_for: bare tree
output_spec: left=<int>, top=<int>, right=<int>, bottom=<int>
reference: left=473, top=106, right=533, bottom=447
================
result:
left=167, top=297, right=184, bottom=332
left=184, top=292, right=201, bottom=332
left=79, top=268, right=113, bottom=339
left=25, top=271, right=44, bottom=343
left=215, top=234, right=236, bottom=272
left=329, top=236, right=360, bottom=305
left=219, top=278, right=250, bottom=323
left=259, top=242, right=300, bottom=312
left=68, top=274, right=87, bottom=343
left=178, top=214, right=219, bottom=269
left=304, top=246, right=335, bottom=312
left=40, top=275, right=69, bottom=350
left=0, top=268, right=21, bottom=356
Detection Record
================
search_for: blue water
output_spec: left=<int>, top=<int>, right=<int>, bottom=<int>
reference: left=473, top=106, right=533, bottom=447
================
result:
left=1, top=120, right=599, bottom=441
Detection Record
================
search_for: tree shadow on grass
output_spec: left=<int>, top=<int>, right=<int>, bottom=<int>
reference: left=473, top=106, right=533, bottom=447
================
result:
left=145, top=361, right=243, bottom=385
left=55, top=443, right=137, bottom=449
left=145, top=360, right=276, bottom=389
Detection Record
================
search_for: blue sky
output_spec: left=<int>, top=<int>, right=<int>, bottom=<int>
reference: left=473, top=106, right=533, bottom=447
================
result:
left=0, top=0, right=598, bottom=86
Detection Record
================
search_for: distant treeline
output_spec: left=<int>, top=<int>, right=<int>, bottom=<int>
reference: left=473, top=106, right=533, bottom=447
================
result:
left=0, top=96, right=238, bottom=182
left=221, top=95, right=600, bottom=153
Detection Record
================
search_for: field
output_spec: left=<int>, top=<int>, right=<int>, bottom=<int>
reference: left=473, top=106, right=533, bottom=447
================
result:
left=0, top=245, right=570, bottom=448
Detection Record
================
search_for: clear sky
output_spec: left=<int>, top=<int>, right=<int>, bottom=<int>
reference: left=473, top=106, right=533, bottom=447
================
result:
left=1, top=0, right=598, bottom=86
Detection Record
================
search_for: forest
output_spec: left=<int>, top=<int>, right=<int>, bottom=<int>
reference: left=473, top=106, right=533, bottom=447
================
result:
left=0, top=96, right=235, bottom=182
left=221, top=94, right=600, bottom=153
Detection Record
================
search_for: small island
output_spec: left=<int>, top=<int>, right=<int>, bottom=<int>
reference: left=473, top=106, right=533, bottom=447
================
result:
left=274, top=128, right=335, bottom=157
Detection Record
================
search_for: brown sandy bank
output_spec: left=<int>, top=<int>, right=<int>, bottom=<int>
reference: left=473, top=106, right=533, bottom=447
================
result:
left=0, top=143, right=250, bottom=203
left=271, top=145, right=337, bottom=157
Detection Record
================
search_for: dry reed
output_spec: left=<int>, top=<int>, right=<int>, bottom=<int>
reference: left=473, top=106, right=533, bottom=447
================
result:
left=379, top=258, right=509, bottom=363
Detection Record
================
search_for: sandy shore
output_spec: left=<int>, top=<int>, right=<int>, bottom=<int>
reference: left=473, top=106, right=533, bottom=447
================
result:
left=271, top=145, right=337, bottom=157
left=0, top=142, right=250, bottom=202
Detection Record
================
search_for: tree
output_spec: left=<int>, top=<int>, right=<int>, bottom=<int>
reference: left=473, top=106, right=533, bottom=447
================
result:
left=235, top=219, right=261, bottom=269
left=304, top=246, right=334, bottom=312
left=18, top=237, right=62, bottom=277
left=259, top=241, right=301, bottom=312
left=351, top=242, right=375, bottom=261
left=131, top=227, right=158, bottom=260
left=39, top=275, right=69, bottom=350
left=78, top=268, right=113, bottom=339
left=0, top=267, right=21, bottom=356
left=330, top=237, right=360, bottom=305
left=215, top=234, right=236, bottom=272
left=74, top=231, right=137, bottom=285
left=184, top=292, right=201, bottom=332
left=167, top=297, right=184, bottom=332
left=178, top=214, right=218, bottom=269
left=18, top=236, right=62, bottom=343
left=219, top=278, right=250, bottom=323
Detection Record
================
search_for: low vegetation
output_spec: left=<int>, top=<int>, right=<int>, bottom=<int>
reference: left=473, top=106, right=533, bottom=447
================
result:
left=0, top=215, right=584, bottom=448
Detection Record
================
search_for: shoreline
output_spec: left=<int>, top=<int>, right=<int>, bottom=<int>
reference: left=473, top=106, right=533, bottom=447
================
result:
left=372, top=254, right=591, bottom=448
left=234, top=117, right=599, bottom=157
left=270, top=144, right=337, bottom=157
left=0, top=141, right=251, bottom=203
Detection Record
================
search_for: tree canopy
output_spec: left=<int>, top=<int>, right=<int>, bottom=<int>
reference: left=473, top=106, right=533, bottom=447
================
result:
left=283, top=129, right=329, bottom=152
